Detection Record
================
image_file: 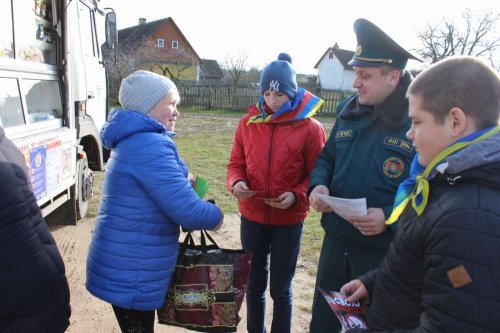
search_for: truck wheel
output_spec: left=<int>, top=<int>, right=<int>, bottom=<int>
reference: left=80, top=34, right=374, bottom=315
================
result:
left=76, top=155, right=93, bottom=219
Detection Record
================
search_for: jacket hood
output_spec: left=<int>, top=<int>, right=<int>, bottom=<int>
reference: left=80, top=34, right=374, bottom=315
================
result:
left=443, top=132, right=500, bottom=189
left=100, top=109, right=171, bottom=149
left=447, top=133, right=500, bottom=173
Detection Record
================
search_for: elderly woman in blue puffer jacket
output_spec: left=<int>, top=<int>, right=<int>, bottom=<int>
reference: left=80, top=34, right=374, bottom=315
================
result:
left=86, top=70, right=223, bottom=333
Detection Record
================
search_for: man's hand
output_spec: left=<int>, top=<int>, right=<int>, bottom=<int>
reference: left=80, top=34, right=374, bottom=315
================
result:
left=340, top=279, right=369, bottom=305
left=232, top=181, right=256, bottom=200
left=309, top=185, right=332, bottom=213
left=348, top=208, right=387, bottom=236
left=265, top=192, right=295, bottom=210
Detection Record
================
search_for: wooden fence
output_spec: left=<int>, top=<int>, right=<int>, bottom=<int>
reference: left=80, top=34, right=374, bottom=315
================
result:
left=177, top=86, right=352, bottom=116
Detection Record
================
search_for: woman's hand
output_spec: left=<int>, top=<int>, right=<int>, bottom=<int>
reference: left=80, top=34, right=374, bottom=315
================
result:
left=232, top=181, right=256, bottom=200
left=265, top=192, right=295, bottom=210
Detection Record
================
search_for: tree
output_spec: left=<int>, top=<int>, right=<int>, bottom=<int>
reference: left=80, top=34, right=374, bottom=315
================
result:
left=222, top=52, right=249, bottom=88
left=103, top=42, right=141, bottom=101
left=416, top=9, right=500, bottom=68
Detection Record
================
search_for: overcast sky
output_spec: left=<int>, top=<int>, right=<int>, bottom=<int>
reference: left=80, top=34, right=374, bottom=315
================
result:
left=102, top=0, right=499, bottom=74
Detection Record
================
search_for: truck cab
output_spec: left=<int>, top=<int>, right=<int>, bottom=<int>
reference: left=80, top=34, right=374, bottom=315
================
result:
left=0, top=0, right=117, bottom=224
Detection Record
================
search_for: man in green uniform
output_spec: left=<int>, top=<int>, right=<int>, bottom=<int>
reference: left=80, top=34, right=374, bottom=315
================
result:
left=308, top=18, right=421, bottom=332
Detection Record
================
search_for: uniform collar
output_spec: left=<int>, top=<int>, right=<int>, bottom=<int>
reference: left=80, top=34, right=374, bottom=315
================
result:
left=339, top=71, right=413, bottom=128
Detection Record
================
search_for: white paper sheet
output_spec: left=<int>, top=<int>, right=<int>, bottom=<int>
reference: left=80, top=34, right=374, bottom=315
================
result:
left=316, top=194, right=367, bottom=221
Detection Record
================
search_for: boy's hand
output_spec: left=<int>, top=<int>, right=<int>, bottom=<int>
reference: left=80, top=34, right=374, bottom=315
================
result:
left=265, top=192, right=295, bottom=209
left=232, top=181, right=256, bottom=199
left=348, top=208, right=387, bottom=236
left=309, top=185, right=332, bottom=212
left=340, top=279, right=369, bottom=305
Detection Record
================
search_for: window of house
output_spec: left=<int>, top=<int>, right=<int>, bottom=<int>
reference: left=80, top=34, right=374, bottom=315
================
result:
left=329, top=52, right=333, bottom=59
left=157, top=39, right=164, bottom=47
left=171, top=40, right=179, bottom=49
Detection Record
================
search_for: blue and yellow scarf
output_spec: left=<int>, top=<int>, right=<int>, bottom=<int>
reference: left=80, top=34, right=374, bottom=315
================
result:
left=386, top=125, right=500, bottom=225
left=247, top=88, right=324, bottom=124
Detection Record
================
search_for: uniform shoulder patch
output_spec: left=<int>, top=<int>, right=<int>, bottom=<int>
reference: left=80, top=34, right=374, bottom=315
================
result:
left=336, top=130, right=353, bottom=139
left=383, top=157, right=404, bottom=178
left=383, top=137, right=414, bottom=153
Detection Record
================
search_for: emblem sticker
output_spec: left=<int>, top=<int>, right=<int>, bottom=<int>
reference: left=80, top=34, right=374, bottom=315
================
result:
left=383, top=157, right=404, bottom=178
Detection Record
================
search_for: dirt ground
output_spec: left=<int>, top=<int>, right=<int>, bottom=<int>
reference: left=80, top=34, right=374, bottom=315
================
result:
left=49, top=213, right=316, bottom=333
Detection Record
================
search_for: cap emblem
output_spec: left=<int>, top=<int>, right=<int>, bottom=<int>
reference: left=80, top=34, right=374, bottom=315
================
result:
left=355, top=45, right=362, bottom=56
left=269, top=80, right=280, bottom=92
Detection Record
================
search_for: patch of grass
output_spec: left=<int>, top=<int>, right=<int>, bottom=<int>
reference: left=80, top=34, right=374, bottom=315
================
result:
left=302, top=211, right=324, bottom=267
left=87, top=171, right=103, bottom=218
left=180, top=108, right=247, bottom=117
left=174, top=132, right=238, bottom=213
left=297, top=304, right=312, bottom=312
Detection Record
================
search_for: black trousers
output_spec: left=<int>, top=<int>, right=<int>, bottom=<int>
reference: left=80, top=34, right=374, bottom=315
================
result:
left=112, top=305, right=155, bottom=333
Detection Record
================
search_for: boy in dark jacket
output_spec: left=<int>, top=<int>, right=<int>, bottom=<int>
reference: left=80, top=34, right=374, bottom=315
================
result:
left=0, top=126, right=71, bottom=333
left=341, top=56, right=500, bottom=332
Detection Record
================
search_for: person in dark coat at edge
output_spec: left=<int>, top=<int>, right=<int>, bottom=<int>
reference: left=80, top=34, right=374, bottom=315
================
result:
left=0, top=125, right=71, bottom=333
left=308, top=18, right=421, bottom=332
left=341, top=56, right=500, bottom=332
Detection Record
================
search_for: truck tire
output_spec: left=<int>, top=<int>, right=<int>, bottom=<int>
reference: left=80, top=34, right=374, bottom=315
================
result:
left=76, top=155, right=93, bottom=220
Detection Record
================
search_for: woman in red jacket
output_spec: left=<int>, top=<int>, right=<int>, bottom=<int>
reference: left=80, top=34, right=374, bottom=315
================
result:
left=227, top=53, right=326, bottom=333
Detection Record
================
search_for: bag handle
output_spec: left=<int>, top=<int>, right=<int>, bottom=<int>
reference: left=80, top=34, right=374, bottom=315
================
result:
left=200, top=229, right=219, bottom=250
left=179, top=230, right=220, bottom=255
left=179, top=231, right=195, bottom=257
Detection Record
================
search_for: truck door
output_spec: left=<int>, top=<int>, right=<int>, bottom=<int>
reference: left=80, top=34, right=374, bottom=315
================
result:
left=76, top=0, right=107, bottom=132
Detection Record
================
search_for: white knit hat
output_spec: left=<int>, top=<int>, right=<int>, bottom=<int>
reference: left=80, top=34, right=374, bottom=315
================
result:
left=119, top=70, right=177, bottom=113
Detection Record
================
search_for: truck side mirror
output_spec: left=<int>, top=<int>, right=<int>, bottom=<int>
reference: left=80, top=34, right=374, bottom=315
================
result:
left=105, top=12, right=117, bottom=50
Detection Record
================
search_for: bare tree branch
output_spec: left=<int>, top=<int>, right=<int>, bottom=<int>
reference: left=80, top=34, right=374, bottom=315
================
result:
left=416, top=9, right=499, bottom=67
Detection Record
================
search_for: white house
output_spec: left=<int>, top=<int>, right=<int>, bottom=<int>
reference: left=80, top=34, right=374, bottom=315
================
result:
left=315, top=43, right=355, bottom=91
